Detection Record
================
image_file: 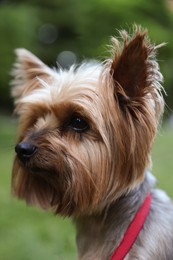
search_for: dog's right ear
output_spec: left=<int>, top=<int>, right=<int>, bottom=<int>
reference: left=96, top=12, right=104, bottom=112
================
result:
left=11, top=49, right=52, bottom=101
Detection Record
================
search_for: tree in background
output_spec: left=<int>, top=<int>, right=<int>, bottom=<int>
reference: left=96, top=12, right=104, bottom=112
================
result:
left=0, top=0, right=173, bottom=114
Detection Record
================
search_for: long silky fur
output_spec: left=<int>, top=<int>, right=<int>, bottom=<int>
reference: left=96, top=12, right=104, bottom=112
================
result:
left=11, top=27, right=173, bottom=260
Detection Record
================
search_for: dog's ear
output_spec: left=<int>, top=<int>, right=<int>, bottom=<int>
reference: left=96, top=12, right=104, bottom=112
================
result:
left=11, top=49, right=52, bottom=100
left=110, top=27, right=162, bottom=102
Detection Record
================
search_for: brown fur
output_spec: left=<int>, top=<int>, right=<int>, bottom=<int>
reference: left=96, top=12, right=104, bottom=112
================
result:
left=11, top=27, right=173, bottom=259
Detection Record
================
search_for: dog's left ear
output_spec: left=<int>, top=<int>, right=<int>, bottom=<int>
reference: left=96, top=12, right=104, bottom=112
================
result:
left=11, top=49, right=52, bottom=101
left=110, top=28, right=160, bottom=101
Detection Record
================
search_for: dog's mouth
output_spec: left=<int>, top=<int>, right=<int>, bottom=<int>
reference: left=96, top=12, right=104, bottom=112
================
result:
left=18, top=159, right=56, bottom=176
left=29, top=166, right=49, bottom=174
left=15, top=151, right=55, bottom=177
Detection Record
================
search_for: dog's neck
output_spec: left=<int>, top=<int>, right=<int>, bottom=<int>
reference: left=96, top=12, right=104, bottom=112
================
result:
left=74, top=172, right=155, bottom=260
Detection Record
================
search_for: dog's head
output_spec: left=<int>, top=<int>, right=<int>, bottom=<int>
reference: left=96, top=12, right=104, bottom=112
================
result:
left=11, top=27, right=164, bottom=216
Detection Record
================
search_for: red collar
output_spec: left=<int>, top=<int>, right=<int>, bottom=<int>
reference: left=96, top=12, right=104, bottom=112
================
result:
left=110, top=193, right=152, bottom=260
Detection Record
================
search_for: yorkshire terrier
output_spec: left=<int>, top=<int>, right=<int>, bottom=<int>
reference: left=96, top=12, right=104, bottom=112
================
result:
left=11, top=27, right=173, bottom=259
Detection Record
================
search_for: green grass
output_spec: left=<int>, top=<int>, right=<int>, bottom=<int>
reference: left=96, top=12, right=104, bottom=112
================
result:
left=0, top=115, right=173, bottom=260
left=152, top=124, right=173, bottom=198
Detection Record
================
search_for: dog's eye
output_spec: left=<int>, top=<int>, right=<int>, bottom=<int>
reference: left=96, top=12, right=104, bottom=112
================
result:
left=68, top=116, right=89, bottom=132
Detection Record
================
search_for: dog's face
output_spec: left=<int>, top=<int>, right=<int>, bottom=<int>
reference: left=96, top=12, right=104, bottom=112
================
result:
left=11, top=28, right=164, bottom=216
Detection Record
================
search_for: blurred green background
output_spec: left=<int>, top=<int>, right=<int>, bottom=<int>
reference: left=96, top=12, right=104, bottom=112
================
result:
left=0, top=0, right=173, bottom=259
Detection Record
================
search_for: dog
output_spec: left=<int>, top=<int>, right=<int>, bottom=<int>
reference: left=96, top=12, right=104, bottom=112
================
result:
left=11, top=26, right=173, bottom=259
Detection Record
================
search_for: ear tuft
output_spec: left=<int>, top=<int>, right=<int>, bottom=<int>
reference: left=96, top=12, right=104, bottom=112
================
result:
left=110, top=26, right=163, bottom=100
left=14, top=48, right=46, bottom=75
left=11, top=48, right=52, bottom=101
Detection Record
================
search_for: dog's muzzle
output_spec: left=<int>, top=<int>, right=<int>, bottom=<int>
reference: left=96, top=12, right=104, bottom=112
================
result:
left=15, top=141, right=37, bottom=164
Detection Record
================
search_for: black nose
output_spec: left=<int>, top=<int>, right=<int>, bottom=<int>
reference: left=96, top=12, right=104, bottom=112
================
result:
left=15, top=141, right=37, bottom=163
